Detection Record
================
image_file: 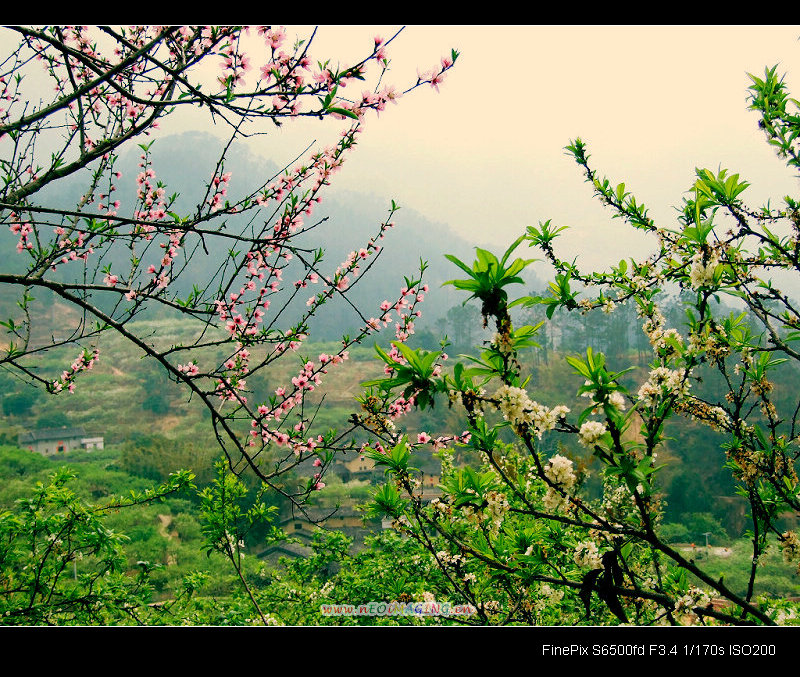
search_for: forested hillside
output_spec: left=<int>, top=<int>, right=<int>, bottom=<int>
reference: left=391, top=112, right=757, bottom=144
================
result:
left=5, top=285, right=800, bottom=541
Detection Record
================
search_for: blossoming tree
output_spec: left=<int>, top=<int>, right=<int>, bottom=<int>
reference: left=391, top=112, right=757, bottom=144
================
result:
left=360, top=62, right=800, bottom=625
left=0, top=25, right=457, bottom=512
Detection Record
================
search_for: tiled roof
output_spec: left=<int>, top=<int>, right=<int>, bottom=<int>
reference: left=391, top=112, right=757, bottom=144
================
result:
left=257, top=542, right=313, bottom=559
left=18, top=426, right=88, bottom=443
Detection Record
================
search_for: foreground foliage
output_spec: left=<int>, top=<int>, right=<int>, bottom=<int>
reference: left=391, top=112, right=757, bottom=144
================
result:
left=357, top=62, right=800, bottom=625
left=0, top=465, right=194, bottom=624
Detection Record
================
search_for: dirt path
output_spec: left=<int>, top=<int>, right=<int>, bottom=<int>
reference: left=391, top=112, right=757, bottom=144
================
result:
left=157, top=513, right=177, bottom=541
left=157, top=514, right=178, bottom=566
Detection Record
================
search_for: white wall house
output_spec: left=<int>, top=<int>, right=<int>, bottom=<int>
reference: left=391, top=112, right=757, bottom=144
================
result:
left=18, top=426, right=104, bottom=456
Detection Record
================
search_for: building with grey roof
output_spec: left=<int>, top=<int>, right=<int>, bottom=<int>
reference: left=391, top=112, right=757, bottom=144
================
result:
left=18, top=426, right=104, bottom=456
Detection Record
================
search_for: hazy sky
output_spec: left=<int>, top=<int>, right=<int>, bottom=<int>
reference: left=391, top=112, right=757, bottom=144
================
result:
left=220, top=25, right=800, bottom=273
left=6, top=25, right=800, bottom=275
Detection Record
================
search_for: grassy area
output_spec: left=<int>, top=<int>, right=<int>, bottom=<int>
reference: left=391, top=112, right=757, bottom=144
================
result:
left=0, top=444, right=260, bottom=602
left=1, top=305, right=388, bottom=448
left=682, top=539, right=800, bottom=599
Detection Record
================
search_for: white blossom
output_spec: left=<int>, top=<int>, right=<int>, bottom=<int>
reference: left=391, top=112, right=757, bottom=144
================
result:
left=689, top=252, right=719, bottom=289
left=608, top=391, right=627, bottom=411
left=781, top=531, right=800, bottom=565
left=578, top=420, right=607, bottom=447
left=493, top=385, right=568, bottom=437
left=544, top=454, right=576, bottom=488
left=543, top=487, right=569, bottom=513
left=674, top=586, right=711, bottom=620
left=574, top=541, right=602, bottom=569
left=637, top=367, right=690, bottom=407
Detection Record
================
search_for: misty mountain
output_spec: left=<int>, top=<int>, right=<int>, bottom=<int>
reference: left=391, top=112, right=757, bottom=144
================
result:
left=2, top=130, right=545, bottom=340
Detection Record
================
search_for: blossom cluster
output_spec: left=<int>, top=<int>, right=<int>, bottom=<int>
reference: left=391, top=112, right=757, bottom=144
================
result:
left=542, top=454, right=577, bottom=513
left=674, top=586, right=712, bottom=622
left=544, top=454, right=576, bottom=488
left=573, top=541, right=602, bottom=569
left=581, top=382, right=627, bottom=414
left=50, top=348, right=100, bottom=394
left=245, top=351, right=349, bottom=455
left=448, top=388, right=487, bottom=421
left=578, top=420, right=607, bottom=447
left=600, top=475, right=640, bottom=523
left=533, top=584, right=565, bottom=615
left=636, top=367, right=691, bottom=408
left=493, top=384, right=569, bottom=437
left=781, top=531, right=800, bottom=572
left=688, top=251, right=720, bottom=289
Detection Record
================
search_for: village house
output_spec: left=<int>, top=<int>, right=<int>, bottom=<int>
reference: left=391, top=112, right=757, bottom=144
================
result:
left=279, top=504, right=374, bottom=541
left=259, top=447, right=445, bottom=561
left=331, top=448, right=442, bottom=494
left=257, top=503, right=379, bottom=566
left=330, top=451, right=381, bottom=483
left=18, top=426, right=104, bottom=456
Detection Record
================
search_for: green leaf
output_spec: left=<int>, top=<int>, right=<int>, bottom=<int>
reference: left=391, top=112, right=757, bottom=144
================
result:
left=328, top=107, right=359, bottom=120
